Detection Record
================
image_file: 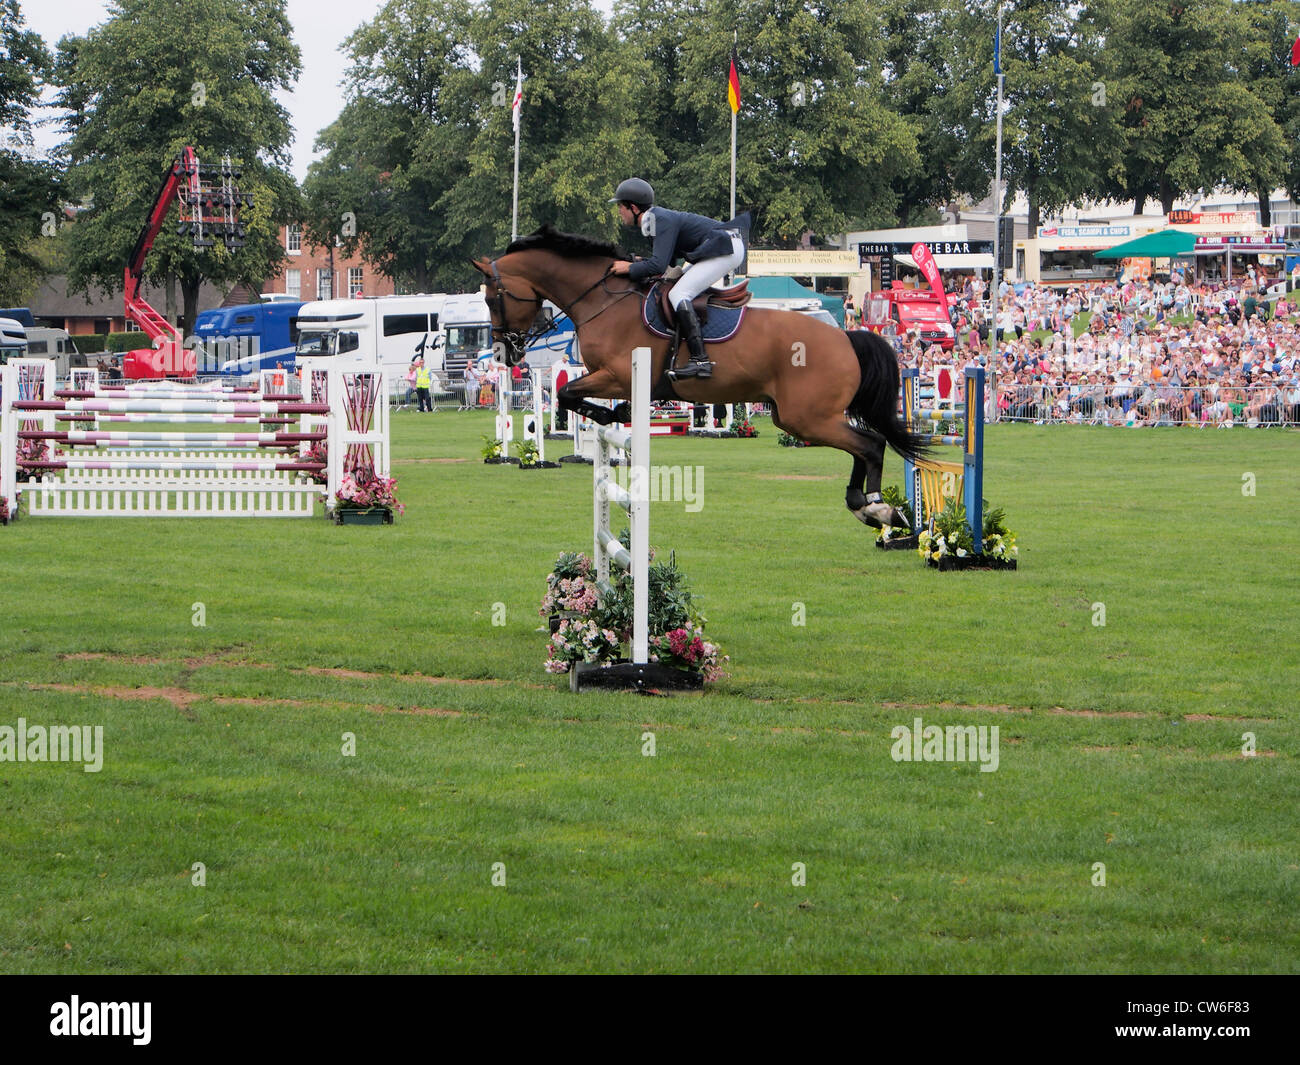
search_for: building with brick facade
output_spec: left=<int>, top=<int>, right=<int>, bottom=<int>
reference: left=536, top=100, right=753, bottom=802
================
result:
left=260, top=224, right=395, bottom=302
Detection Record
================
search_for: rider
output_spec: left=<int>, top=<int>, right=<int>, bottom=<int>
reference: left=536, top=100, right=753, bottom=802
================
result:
left=608, top=177, right=747, bottom=380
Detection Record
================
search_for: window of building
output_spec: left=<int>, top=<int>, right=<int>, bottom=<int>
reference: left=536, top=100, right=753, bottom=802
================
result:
left=285, top=269, right=301, bottom=298
left=287, top=223, right=302, bottom=254
left=349, top=267, right=364, bottom=297
left=317, top=269, right=333, bottom=300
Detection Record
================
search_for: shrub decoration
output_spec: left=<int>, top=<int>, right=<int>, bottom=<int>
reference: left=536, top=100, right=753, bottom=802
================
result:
left=917, top=497, right=1018, bottom=569
left=729, top=412, right=758, bottom=437
left=481, top=434, right=515, bottom=464
left=777, top=430, right=807, bottom=448
left=540, top=541, right=726, bottom=682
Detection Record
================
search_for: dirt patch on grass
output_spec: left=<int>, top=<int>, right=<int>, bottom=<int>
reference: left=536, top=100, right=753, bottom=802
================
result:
left=294, top=666, right=503, bottom=686
left=59, top=648, right=254, bottom=671
left=395, top=457, right=470, bottom=464
left=213, top=695, right=461, bottom=717
left=59, top=652, right=167, bottom=666
left=880, top=700, right=1156, bottom=718
left=29, top=682, right=202, bottom=717
left=1210, top=750, right=1277, bottom=760
left=882, top=700, right=1032, bottom=715
left=1182, top=713, right=1270, bottom=723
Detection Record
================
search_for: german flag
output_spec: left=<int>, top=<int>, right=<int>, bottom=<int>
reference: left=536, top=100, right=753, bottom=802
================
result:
left=727, top=47, right=741, bottom=113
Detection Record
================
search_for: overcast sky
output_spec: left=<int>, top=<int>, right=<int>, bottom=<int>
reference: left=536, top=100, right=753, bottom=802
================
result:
left=22, top=0, right=614, bottom=183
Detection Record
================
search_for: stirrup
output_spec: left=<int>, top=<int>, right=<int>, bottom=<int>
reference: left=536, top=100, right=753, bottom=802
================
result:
left=668, top=357, right=712, bottom=380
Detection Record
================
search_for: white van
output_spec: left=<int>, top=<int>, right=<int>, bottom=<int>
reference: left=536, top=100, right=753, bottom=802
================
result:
left=20, top=327, right=80, bottom=376
left=0, top=317, right=27, bottom=363
left=293, top=293, right=493, bottom=394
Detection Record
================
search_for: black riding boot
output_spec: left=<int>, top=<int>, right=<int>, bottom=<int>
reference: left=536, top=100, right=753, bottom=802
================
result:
left=668, top=301, right=712, bottom=380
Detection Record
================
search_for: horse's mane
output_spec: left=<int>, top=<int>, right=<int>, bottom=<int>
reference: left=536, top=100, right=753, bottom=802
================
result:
left=504, top=223, right=629, bottom=261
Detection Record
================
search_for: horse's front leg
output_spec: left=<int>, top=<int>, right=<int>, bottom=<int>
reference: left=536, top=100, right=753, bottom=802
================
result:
left=558, top=368, right=631, bottom=426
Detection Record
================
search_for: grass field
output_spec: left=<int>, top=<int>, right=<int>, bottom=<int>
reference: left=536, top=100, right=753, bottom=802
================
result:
left=0, top=410, right=1297, bottom=974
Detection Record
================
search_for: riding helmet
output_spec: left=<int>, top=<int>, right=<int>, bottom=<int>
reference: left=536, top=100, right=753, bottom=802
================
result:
left=609, top=178, right=655, bottom=207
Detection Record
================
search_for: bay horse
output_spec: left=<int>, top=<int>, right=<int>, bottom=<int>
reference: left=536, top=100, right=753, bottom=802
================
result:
left=472, top=225, right=927, bottom=529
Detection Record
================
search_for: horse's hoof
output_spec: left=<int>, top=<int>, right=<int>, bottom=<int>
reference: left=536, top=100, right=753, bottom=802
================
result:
left=610, top=402, right=632, bottom=423
left=851, top=501, right=904, bottom=529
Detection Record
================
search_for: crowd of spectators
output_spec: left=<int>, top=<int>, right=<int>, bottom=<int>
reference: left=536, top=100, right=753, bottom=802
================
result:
left=874, top=273, right=1300, bottom=427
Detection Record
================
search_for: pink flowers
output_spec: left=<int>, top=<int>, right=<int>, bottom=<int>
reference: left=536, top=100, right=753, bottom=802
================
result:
left=650, top=624, right=726, bottom=682
left=337, top=469, right=404, bottom=514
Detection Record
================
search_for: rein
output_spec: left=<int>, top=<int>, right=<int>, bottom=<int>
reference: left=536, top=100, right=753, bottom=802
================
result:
left=488, top=257, right=646, bottom=352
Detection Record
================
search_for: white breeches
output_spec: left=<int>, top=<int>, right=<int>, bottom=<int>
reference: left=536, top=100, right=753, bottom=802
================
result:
left=668, top=234, right=745, bottom=307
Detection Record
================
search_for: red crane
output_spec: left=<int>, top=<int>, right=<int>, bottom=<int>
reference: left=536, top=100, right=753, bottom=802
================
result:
left=122, top=147, right=249, bottom=379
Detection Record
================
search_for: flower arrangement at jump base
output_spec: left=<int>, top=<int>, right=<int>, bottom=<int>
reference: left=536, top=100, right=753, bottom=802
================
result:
left=14, top=438, right=48, bottom=482
left=0, top=494, right=12, bottom=526
left=481, top=434, right=516, bottom=464
left=514, top=438, right=560, bottom=469
left=332, top=467, right=403, bottom=524
left=540, top=544, right=726, bottom=682
left=916, top=498, right=1018, bottom=570
left=301, top=442, right=328, bottom=484
left=875, top=484, right=917, bottom=550
left=777, top=430, right=807, bottom=447
left=729, top=411, right=758, bottom=437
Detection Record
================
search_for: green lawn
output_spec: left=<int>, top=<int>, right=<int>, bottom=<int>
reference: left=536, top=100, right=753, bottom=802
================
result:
left=0, top=411, right=1296, bottom=973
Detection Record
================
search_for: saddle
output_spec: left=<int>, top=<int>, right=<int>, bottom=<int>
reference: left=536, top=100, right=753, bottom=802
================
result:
left=655, top=277, right=752, bottom=325
left=642, top=282, right=748, bottom=343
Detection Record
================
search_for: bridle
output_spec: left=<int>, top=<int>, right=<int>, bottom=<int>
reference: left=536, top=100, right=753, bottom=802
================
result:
left=486, top=259, right=545, bottom=362
left=486, top=256, right=643, bottom=363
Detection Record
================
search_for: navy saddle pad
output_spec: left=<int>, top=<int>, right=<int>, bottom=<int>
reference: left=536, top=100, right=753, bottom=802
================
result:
left=643, top=283, right=746, bottom=343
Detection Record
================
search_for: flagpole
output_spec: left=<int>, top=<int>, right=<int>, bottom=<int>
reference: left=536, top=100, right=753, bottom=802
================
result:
left=992, top=5, right=1004, bottom=349
left=511, top=58, right=522, bottom=241
left=729, top=33, right=737, bottom=220
left=730, top=112, right=737, bottom=221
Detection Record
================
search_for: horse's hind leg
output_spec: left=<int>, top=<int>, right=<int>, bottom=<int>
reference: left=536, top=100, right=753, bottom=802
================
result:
left=790, top=415, right=909, bottom=529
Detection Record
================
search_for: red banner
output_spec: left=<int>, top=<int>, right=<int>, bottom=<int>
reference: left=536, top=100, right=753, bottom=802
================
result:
left=911, top=242, right=952, bottom=323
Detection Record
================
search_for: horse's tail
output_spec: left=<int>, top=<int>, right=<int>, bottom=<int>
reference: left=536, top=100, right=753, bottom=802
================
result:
left=845, top=329, right=931, bottom=464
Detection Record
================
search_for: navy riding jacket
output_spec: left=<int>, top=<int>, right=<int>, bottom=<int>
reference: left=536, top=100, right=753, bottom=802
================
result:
left=627, top=207, right=749, bottom=283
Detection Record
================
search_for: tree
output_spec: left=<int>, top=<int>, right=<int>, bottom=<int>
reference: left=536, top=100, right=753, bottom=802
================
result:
left=308, top=0, right=657, bottom=291
left=304, top=0, right=480, bottom=292
left=1102, top=0, right=1288, bottom=216
left=876, top=0, right=994, bottom=224
left=0, top=0, right=61, bottom=302
left=53, top=0, right=301, bottom=330
left=616, top=0, right=921, bottom=243
left=1236, top=0, right=1300, bottom=224
left=973, top=0, right=1124, bottom=231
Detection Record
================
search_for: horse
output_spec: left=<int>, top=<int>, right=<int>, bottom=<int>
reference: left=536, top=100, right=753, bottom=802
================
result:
left=472, top=225, right=927, bottom=529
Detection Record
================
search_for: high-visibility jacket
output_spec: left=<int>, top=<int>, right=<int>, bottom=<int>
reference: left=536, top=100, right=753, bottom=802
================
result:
left=416, top=367, right=432, bottom=388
